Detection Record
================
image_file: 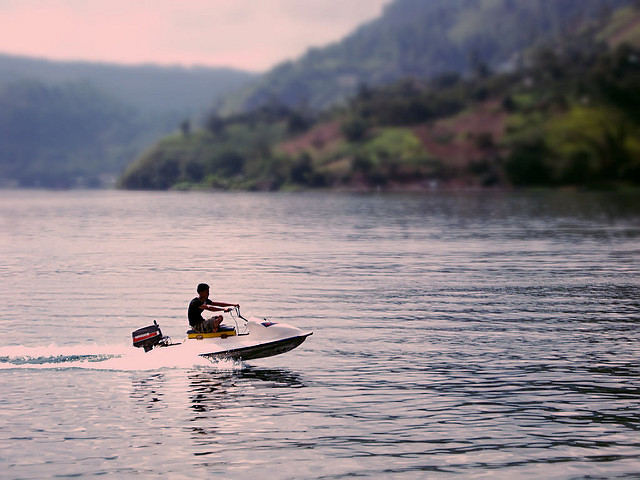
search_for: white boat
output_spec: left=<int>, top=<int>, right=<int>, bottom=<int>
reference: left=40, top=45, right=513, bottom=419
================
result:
left=132, top=307, right=312, bottom=361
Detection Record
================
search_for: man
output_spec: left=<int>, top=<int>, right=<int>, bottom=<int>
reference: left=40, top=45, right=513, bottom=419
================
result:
left=188, top=283, right=239, bottom=333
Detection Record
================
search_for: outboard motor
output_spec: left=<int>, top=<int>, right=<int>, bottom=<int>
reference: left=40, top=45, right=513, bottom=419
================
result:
left=132, top=320, right=166, bottom=352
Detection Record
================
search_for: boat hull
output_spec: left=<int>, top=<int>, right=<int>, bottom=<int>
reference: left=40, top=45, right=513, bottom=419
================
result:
left=200, top=333, right=312, bottom=361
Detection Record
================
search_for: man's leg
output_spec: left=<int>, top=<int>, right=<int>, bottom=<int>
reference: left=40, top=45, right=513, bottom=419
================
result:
left=202, top=315, right=223, bottom=333
left=212, top=315, right=223, bottom=332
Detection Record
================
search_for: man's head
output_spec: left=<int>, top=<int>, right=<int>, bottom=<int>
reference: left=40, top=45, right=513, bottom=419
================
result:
left=197, top=283, right=210, bottom=295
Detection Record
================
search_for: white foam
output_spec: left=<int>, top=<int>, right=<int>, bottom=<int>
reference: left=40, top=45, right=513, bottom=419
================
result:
left=0, top=343, right=243, bottom=371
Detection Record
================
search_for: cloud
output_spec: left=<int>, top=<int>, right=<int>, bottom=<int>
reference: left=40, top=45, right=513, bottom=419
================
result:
left=0, top=0, right=389, bottom=71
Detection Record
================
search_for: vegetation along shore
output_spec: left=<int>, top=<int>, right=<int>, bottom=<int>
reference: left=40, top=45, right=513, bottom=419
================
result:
left=119, top=2, right=640, bottom=192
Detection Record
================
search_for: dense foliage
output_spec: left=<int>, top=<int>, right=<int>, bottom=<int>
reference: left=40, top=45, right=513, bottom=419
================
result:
left=218, top=0, right=633, bottom=113
left=119, top=10, right=640, bottom=191
left=504, top=42, right=640, bottom=186
left=119, top=105, right=308, bottom=190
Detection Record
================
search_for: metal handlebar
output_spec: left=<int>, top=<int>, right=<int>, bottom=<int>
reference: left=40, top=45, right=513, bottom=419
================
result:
left=228, top=305, right=249, bottom=334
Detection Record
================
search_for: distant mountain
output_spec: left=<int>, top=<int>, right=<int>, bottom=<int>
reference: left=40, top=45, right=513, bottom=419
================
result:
left=0, top=54, right=257, bottom=187
left=0, top=53, right=256, bottom=113
left=218, top=0, right=633, bottom=113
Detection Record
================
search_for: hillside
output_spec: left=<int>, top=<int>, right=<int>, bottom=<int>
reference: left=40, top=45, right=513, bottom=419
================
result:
left=0, top=54, right=256, bottom=113
left=119, top=3, right=640, bottom=192
left=0, top=55, right=256, bottom=187
left=217, top=0, right=633, bottom=114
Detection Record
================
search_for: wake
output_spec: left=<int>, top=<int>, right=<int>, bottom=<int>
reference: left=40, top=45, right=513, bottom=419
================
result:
left=0, top=343, right=239, bottom=371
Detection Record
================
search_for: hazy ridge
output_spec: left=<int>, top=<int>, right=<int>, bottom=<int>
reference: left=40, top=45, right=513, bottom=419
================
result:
left=0, top=54, right=256, bottom=187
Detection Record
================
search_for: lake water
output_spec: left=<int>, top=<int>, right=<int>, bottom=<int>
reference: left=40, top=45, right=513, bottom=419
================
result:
left=0, top=189, right=639, bottom=479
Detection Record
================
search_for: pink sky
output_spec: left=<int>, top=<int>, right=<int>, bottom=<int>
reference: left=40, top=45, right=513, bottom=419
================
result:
left=0, top=0, right=389, bottom=71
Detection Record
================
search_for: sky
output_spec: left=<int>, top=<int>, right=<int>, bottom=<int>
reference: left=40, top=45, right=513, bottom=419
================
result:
left=0, top=0, right=390, bottom=72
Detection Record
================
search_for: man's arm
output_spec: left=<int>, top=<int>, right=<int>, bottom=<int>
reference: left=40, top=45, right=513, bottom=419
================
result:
left=211, top=301, right=239, bottom=308
left=200, top=303, right=226, bottom=313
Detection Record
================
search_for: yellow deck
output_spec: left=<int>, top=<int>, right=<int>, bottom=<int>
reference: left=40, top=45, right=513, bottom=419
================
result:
left=187, top=330, right=236, bottom=339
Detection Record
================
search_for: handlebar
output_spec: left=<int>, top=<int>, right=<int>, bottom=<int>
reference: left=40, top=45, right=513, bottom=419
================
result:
left=228, top=305, right=249, bottom=333
left=236, top=305, right=248, bottom=321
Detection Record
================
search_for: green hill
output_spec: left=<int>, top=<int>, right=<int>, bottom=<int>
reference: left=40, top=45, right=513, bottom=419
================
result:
left=119, top=3, right=640, bottom=192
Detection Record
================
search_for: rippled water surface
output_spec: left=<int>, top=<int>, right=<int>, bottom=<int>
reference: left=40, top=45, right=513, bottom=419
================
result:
left=0, top=190, right=639, bottom=479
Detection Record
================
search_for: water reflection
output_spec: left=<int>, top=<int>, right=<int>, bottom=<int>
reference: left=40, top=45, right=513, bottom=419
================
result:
left=186, top=366, right=308, bottom=462
left=130, top=373, right=166, bottom=409
left=231, top=366, right=307, bottom=388
left=188, top=366, right=306, bottom=413
left=129, top=367, right=306, bottom=412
